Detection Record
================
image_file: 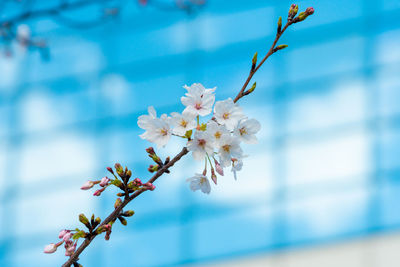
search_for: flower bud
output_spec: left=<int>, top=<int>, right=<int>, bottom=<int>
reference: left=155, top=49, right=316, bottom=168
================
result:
left=116, top=192, right=125, bottom=197
left=148, top=164, right=159, bottom=173
left=288, top=4, right=298, bottom=19
left=277, top=16, right=282, bottom=33
left=126, top=170, right=132, bottom=179
left=306, top=7, right=314, bottom=15
left=58, top=229, right=70, bottom=239
left=43, top=243, right=58, bottom=254
left=248, top=82, right=256, bottom=94
left=294, top=7, right=314, bottom=23
left=93, top=217, right=101, bottom=228
left=123, top=210, right=135, bottom=217
left=64, top=241, right=77, bottom=256
left=114, top=163, right=124, bottom=176
left=211, top=168, right=217, bottom=185
left=93, top=187, right=105, bottom=196
left=133, top=178, right=142, bottom=186
left=214, top=159, right=224, bottom=176
left=114, top=198, right=122, bottom=209
left=164, top=156, right=170, bottom=165
left=252, top=52, right=258, bottom=70
left=146, top=147, right=155, bottom=155
left=80, top=180, right=95, bottom=190
left=79, top=214, right=91, bottom=229
left=144, top=182, right=155, bottom=191
left=107, top=167, right=114, bottom=174
left=99, top=176, right=110, bottom=187
left=118, top=216, right=127, bottom=226
left=62, top=232, right=73, bottom=242
left=274, top=44, right=288, bottom=52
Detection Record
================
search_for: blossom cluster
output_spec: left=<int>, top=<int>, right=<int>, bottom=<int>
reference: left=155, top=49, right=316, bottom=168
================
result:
left=43, top=229, right=77, bottom=256
left=138, top=83, right=261, bottom=194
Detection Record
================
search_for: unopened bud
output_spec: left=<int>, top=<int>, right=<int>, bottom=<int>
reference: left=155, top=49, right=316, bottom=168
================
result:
left=251, top=52, right=258, bottom=70
left=114, top=163, right=124, bottom=176
left=164, top=157, right=170, bottom=165
left=214, top=159, right=224, bottom=176
left=306, top=7, right=314, bottom=15
left=107, top=167, right=114, bottom=174
left=99, top=176, right=110, bottom=187
left=126, top=170, right=132, bottom=179
left=134, top=178, right=142, bottom=186
left=248, top=82, right=256, bottom=93
left=146, top=147, right=155, bottom=155
left=92, top=217, right=101, bottom=228
left=118, top=216, right=127, bottom=226
left=79, top=214, right=90, bottom=228
left=116, top=192, right=125, bottom=197
left=93, top=187, right=105, bottom=196
left=288, top=4, right=298, bottom=19
left=58, top=229, right=70, bottom=239
left=114, top=198, right=122, bottom=209
left=144, top=182, right=155, bottom=191
left=123, top=210, right=135, bottom=217
left=43, top=242, right=61, bottom=254
left=148, top=164, right=159, bottom=173
left=62, top=232, right=73, bottom=242
left=274, top=44, right=288, bottom=52
left=211, top=168, right=217, bottom=185
left=294, top=7, right=314, bottom=23
left=80, top=180, right=95, bottom=190
left=277, top=16, right=282, bottom=33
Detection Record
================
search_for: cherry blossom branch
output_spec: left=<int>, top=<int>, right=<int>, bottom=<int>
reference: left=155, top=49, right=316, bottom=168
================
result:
left=61, top=147, right=189, bottom=267
left=50, top=5, right=315, bottom=267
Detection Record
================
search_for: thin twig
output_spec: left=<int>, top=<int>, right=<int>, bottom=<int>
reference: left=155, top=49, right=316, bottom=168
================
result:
left=233, top=22, right=291, bottom=103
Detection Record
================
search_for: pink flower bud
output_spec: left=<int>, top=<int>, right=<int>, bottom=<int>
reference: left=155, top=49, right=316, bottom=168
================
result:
left=133, top=178, right=142, bottom=186
left=62, top=232, right=72, bottom=242
left=107, top=167, right=114, bottom=174
left=99, top=176, right=110, bottom=187
left=214, top=159, right=224, bottom=176
left=211, top=169, right=217, bottom=185
left=306, top=7, right=315, bottom=15
left=64, top=241, right=77, bottom=256
left=58, top=229, right=70, bottom=239
left=43, top=243, right=58, bottom=254
left=93, top=187, right=105, bottom=196
left=80, top=180, right=95, bottom=190
left=144, top=182, right=155, bottom=191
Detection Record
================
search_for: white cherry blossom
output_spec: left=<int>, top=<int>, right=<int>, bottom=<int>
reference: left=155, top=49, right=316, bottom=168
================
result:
left=170, top=111, right=197, bottom=136
left=181, top=83, right=216, bottom=117
left=137, top=106, right=157, bottom=130
left=187, top=130, right=214, bottom=160
left=186, top=173, right=211, bottom=194
left=218, top=134, right=243, bottom=167
left=138, top=108, right=171, bottom=148
left=214, top=98, right=245, bottom=130
left=206, top=120, right=230, bottom=146
left=233, top=118, right=261, bottom=144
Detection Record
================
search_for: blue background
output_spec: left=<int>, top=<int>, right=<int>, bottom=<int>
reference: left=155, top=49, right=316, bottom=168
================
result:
left=1, top=0, right=400, bottom=266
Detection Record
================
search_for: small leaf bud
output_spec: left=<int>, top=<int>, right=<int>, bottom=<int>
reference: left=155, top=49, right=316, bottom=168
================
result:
left=114, top=198, right=122, bottom=209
